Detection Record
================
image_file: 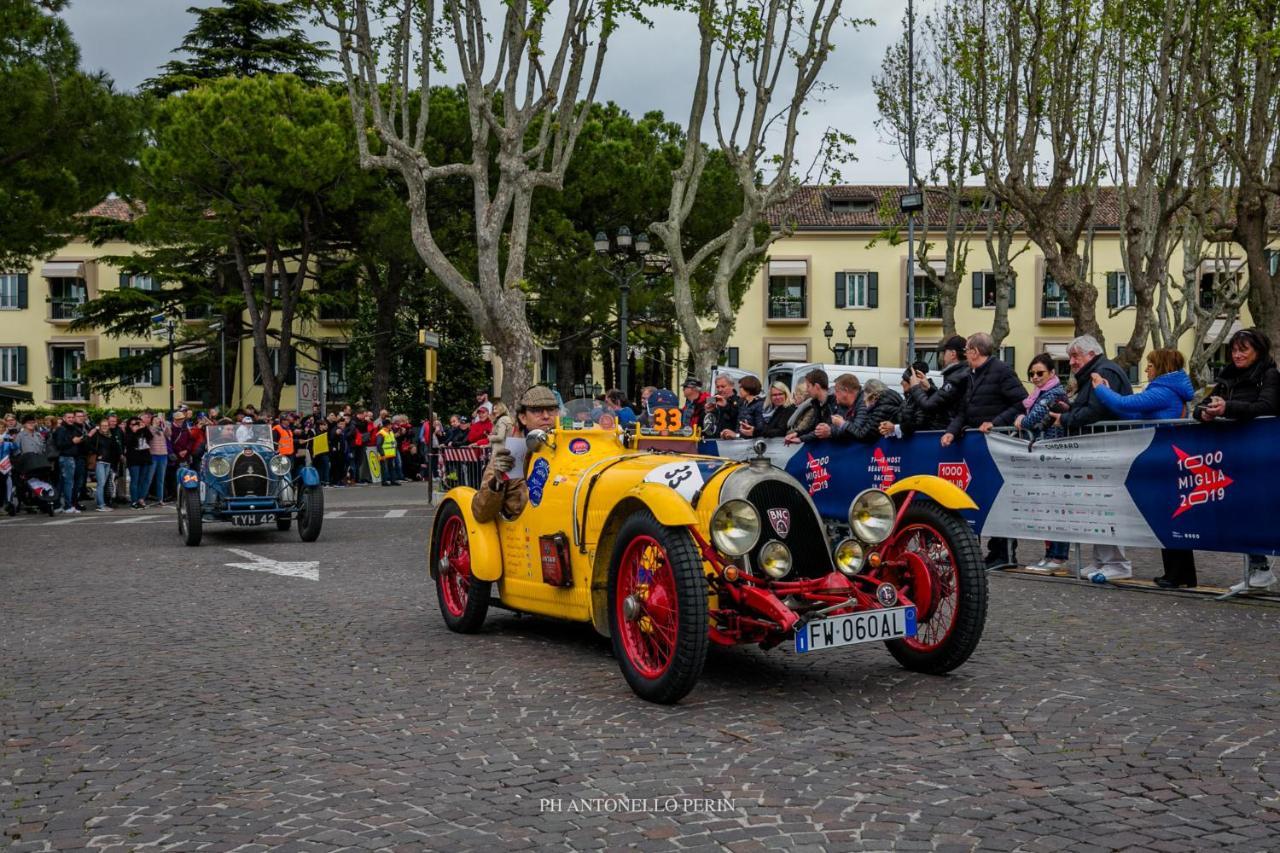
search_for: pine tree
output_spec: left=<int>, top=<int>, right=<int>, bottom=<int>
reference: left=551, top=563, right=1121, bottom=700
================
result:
left=144, top=0, right=332, bottom=95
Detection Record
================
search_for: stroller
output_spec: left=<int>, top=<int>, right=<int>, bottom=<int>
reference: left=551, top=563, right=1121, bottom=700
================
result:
left=5, top=452, right=59, bottom=516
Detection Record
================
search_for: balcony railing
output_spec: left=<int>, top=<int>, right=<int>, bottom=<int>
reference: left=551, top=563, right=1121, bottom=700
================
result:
left=50, top=299, right=84, bottom=321
left=49, top=379, right=85, bottom=401
left=1042, top=299, right=1072, bottom=319
left=767, top=297, right=805, bottom=320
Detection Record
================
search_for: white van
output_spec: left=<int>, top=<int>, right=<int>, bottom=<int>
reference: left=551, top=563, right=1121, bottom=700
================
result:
left=765, top=361, right=944, bottom=394
left=708, top=366, right=760, bottom=388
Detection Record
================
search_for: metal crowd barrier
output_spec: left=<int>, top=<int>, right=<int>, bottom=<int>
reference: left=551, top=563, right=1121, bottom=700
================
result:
left=988, top=416, right=1264, bottom=599
left=438, top=446, right=490, bottom=490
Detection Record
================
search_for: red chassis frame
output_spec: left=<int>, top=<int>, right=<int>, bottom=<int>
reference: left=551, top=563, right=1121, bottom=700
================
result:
left=692, top=493, right=942, bottom=649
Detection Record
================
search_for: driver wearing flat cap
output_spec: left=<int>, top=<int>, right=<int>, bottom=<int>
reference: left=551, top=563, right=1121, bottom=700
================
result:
left=472, top=386, right=561, bottom=523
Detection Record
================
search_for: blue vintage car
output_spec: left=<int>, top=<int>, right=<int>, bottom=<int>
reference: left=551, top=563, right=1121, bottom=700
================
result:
left=177, top=423, right=324, bottom=546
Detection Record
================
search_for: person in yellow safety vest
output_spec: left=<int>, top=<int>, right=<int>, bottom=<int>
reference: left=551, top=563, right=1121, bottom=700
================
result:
left=377, top=420, right=398, bottom=487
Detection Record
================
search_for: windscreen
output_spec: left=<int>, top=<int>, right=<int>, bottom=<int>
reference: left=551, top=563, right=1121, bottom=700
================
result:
left=206, top=423, right=274, bottom=447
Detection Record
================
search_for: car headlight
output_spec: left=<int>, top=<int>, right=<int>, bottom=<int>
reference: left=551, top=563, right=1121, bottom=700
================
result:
left=710, top=499, right=761, bottom=556
left=833, top=538, right=865, bottom=576
left=207, top=457, right=230, bottom=478
left=759, top=540, right=793, bottom=579
left=849, top=488, right=895, bottom=544
left=270, top=455, right=292, bottom=476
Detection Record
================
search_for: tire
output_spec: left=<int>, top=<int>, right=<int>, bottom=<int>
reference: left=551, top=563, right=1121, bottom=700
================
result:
left=882, top=498, right=987, bottom=675
left=607, top=511, right=708, bottom=704
left=178, top=488, right=203, bottom=547
left=297, top=485, right=323, bottom=542
left=276, top=515, right=292, bottom=531
left=430, top=501, right=491, bottom=632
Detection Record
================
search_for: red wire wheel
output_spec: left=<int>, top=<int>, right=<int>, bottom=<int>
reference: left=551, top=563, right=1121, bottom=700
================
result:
left=607, top=511, right=707, bottom=704
left=431, top=501, right=490, bottom=633
left=881, top=498, right=987, bottom=674
left=614, top=536, right=681, bottom=679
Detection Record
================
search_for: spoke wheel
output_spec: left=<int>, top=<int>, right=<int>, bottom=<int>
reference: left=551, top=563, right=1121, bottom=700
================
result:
left=179, top=489, right=202, bottom=547
left=881, top=498, right=986, bottom=674
left=431, top=501, right=490, bottom=632
left=607, top=511, right=707, bottom=704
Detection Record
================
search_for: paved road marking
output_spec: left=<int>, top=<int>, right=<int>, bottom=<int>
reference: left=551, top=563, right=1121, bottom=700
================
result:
left=113, top=515, right=161, bottom=524
left=224, top=548, right=319, bottom=581
left=18, top=510, right=432, bottom=527
left=326, top=510, right=347, bottom=518
left=45, top=515, right=92, bottom=525
left=384, top=509, right=407, bottom=518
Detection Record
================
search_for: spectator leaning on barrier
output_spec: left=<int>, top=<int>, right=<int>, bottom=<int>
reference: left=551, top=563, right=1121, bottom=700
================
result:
left=884, top=336, right=970, bottom=440
left=681, top=378, right=709, bottom=429
left=466, top=407, right=494, bottom=445
left=1194, top=327, right=1280, bottom=592
left=785, top=369, right=838, bottom=444
left=817, top=373, right=863, bottom=443
left=1049, top=334, right=1135, bottom=580
left=1089, top=348, right=1198, bottom=588
left=1016, top=353, right=1071, bottom=570
left=706, top=374, right=741, bottom=437
left=754, top=382, right=795, bottom=439
left=943, top=332, right=1027, bottom=569
left=848, top=379, right=902, bottom=443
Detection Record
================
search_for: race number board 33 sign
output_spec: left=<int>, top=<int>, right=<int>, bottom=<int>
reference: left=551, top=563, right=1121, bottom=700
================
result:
left=795, top=606, right=918, bottom=653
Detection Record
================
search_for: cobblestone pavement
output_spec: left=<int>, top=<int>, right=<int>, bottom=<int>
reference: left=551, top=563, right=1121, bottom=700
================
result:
left=2, top=483, right=1278, bottom=851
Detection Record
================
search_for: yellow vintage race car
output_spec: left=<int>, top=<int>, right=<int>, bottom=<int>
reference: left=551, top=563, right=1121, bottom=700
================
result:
left=428, top=396, right=988, bottom=704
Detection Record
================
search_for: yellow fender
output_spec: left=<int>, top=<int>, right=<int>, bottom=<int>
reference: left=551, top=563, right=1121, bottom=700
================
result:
left=431, top=487, right=504, bottom=582
left=618, top=483, right=699, bottom=528
left=886, top=475, right=978, bottom=511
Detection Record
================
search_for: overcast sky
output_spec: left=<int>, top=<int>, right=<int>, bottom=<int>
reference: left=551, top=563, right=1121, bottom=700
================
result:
left=62, top=0, right=908, bottom=185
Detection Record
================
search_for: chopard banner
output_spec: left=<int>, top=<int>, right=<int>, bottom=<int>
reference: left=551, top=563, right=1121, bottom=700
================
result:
left=700, top=418, right=1279, bottom=555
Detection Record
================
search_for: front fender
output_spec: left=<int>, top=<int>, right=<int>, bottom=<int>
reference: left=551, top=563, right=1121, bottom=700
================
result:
left=886, top=474, right=978, bottom=511
left=429, top=488, right=503, bottom=582
left=618, top=483, right=699, bottom=528
left=298, top=466, right=320, bottom=487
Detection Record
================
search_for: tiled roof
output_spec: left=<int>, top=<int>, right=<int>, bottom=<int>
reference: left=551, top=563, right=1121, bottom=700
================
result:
left=767, top=185, right=1125, bottom=231
left=81, top=197, right=146, bottom=222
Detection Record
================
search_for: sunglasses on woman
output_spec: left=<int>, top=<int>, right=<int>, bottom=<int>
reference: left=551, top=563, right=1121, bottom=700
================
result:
left=1028, top=369, right=1049, bottom=378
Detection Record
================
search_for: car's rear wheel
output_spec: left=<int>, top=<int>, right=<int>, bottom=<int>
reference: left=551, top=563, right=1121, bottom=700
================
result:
left=297, top=485, right=323, bottom=542
left=607, top=511, right=708, bottom=704
left=178, top=489, right=202, bottom=547
left=432, top=501, right=490, bottom=632
left=882, top=498, right=986, bottom=674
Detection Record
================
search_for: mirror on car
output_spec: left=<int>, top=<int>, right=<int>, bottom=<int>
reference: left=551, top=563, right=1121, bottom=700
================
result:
left=526, top=429, right=552, bottom=453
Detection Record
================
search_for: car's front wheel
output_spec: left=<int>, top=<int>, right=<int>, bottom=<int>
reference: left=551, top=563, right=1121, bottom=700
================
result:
left=178, top=489, right=202, bottom=547
left=431, top=501, right=490, bottom=632
left=882, top=498, right=987, bottom=675
left=607, top=511, right=708, bottom=704
left=297, top=485, right=323, bottom=542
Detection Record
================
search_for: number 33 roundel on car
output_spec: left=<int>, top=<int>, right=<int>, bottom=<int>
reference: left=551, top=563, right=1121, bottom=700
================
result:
left=643, top=460, right=727, bottom=502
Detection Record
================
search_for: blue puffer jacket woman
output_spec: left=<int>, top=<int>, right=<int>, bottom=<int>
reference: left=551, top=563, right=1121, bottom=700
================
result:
left=1094, top=369, right=1194, bottom=420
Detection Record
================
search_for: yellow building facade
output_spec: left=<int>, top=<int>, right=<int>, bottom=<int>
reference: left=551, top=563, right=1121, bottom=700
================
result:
left=0, top=202, right=353, bottom=412
left=715, top=186, right=1278, bottom=384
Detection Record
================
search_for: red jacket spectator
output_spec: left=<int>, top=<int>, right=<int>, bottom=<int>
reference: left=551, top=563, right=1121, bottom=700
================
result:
left=465, top=414, right=493, bottom=445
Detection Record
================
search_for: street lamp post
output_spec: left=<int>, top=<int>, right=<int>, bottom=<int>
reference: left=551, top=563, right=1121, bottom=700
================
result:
left=152, top=312, right=177, bottom=412
left=209, top=320, right=227, bottom=411
left=823, top=321, right=858, bottom=364
left=901, top=0, right=921, bottom=364
left=594, top=226, right=650, bottom=400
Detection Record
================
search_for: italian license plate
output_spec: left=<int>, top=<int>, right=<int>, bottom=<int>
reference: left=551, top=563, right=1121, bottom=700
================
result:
left=231, top=514, right=265, bottom=527
left=794, top=606, right=917, bottom=654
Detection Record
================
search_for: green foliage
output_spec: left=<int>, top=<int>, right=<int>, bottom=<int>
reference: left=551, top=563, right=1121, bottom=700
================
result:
left=145, top=0, right=333, bottom=95
left=525, top=102, right=754, bottom=392
left=343, top=278, right=487, bottom=419
left=0, top=0, right=140, bottom=268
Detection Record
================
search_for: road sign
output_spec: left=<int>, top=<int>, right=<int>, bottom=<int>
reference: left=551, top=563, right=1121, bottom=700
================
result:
left=424, top=348, right=438, bottom=383
left=419, top=330, right=441, bottom=348
left=296, top=369, right=320, bottom=411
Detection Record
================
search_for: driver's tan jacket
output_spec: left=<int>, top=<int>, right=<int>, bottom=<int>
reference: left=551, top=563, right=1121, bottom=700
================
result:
left=471, top=451, right=529, bottom=523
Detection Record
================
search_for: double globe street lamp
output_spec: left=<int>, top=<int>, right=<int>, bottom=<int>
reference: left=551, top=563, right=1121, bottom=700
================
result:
left=823, top=320, right=858, bottom=364
left=594, top=226, right=650, bottom=400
